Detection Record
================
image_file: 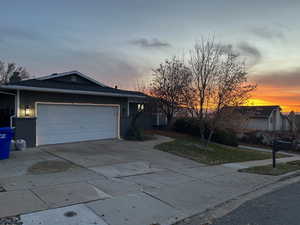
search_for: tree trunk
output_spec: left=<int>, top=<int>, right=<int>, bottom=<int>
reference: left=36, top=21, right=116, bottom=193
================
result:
left=198, top=120, right=205, bottom=143
left=205, top=130, right=214, bottom=147
left=166, top=115, right=173, bottom=129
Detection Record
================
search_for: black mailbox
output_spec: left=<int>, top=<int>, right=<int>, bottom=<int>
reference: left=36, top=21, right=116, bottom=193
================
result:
left=272, top=139, right=293, bottom=168
left=273, top=140, right=293, bottom=152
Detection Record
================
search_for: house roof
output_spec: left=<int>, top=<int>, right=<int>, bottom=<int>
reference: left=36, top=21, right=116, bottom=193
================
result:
left=0, top=71, right=146, bottom=98
left=36, top=71, right=108, bottom=87
left=226, top=105, right=281, bottom=119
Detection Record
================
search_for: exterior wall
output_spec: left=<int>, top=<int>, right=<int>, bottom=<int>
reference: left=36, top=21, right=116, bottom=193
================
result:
left=282, top=117, right=290, bottom=131
left=19, top=91, right=129, bottom=118
left=17, top=90, right=132, bottom=147
left=14, top=117, right=36, bottom=148
left=268, top=111, right=275, bottom=131
left=246, top=118, right=269, bottom=131
left=128, top=102, right=155, bottom=130
left=275, top=109, right=282, bottom=131
left=245, top=109, right=288, bottom=132
left=153, top=113, right=167, bottom=127
left=0, top=92, right=15, bottom=127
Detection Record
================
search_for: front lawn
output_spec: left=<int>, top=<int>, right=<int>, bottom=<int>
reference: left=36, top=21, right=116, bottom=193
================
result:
left=239, top=160, right=300, bottom=176
left=154, top=132, right=288, bottom=165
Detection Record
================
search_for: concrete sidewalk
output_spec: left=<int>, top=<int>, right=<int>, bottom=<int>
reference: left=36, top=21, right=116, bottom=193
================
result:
left=224, top=154, right=300, bottom=169
left=0, top=136, right=298, bottom=225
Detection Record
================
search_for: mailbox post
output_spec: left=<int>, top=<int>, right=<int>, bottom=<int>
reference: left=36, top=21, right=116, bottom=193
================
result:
left=272, top=145, right=276, bottom=168
left=272, top=140, right=279, bottom=168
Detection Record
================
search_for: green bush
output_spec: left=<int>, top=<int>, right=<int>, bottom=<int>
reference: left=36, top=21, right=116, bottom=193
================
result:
left=212, top=129, right=238, bottom=147
left=173, top=117, right=238, bottom=147
left=240, top=132, right=263, bottom=145
left=173, top=117, right=201, bottom=136
left=125, top=126, right=145, bottom=141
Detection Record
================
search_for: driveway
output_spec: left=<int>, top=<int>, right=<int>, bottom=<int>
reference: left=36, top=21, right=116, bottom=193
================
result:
left=0, top=135, right=280, bottom=225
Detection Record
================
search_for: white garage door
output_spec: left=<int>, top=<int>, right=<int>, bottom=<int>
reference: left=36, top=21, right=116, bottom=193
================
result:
left=36, top=103, right=119, bottom=146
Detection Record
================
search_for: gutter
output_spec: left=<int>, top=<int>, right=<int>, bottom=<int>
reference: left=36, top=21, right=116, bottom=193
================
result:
left=0, top=85, right=146, bottom=98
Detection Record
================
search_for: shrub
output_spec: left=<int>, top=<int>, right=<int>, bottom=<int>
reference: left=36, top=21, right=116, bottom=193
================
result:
left=173, top=117, right=238, bottom=147
left=212, top=129, right=239, bottom=147
left=240, top=132, right=264, bottom=145
left=125, top=126, right=145, bottom=141
left=173, top=117, right=201, bottom=136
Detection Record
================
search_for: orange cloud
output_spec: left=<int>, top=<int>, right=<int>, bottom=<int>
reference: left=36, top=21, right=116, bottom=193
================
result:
left=248, top=67, right=300, bottom=112
left=249, top=85, right=300, bottom=112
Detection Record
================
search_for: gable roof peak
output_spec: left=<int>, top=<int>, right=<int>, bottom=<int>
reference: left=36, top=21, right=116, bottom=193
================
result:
left=37, top=71, right=108, bottom=87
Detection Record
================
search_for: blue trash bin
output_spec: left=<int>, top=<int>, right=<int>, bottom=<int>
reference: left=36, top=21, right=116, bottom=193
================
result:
left=0, top=127, right=14, bottom=160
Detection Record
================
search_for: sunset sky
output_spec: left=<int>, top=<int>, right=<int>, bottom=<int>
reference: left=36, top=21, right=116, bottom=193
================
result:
left=0, top=0, right=299, bottom=112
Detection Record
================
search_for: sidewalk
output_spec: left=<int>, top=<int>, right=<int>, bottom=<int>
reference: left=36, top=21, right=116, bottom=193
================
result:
left=226, top=146, right=300, bottom=169
left=1, top=139, right=300, bottom=225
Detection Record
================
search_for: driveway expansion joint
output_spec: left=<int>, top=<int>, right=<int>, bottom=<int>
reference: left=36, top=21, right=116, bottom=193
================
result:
left=142, top=190, right=178, bottom=210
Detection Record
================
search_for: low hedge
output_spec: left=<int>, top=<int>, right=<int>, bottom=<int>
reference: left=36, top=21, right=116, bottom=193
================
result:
left=173, top=117, right=238, bottom=147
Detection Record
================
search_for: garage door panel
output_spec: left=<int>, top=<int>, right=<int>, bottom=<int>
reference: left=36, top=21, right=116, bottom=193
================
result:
left=36, top=104, right=119, bottom=145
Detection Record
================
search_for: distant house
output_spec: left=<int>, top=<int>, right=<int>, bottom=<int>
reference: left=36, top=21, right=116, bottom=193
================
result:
left=227, top=106, right=296, bottom=132
left=295, top=114, right=300, bottom=133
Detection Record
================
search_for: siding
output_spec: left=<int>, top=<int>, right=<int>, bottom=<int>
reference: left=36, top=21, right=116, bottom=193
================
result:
left=246, top=118, right=268, bottom=131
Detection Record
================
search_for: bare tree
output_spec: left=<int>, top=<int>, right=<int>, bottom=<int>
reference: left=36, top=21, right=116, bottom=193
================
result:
left=183, top=37, right=223, bottom=140
left=134, top=79, right=150, bottom=94
left=150, top=56, right=192, bottom=126
left=0, top=61, right=29, bottom=84
left=205, top=46, right=257, bottom=145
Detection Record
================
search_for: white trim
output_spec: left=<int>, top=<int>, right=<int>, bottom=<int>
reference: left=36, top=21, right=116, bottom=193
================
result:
left=37, top=71, right=108, bottom=87
left=16, top=90, right=20, bottom=117
left=35, top=102, right=121, bottom=146
left=127, top=100, right=130, bottom=117
left=0, top=85, right=146, bottom=98
left=0, top=91, right=16, bottom=96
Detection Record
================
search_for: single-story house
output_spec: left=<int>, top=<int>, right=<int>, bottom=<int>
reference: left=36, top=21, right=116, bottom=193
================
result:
left=0, top=71, right=157, bottom=147
left=227, top=105, right=295, bottom=132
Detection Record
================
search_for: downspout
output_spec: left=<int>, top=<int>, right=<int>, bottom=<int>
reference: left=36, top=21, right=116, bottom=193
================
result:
left=0, top=90, right=17, bottom=128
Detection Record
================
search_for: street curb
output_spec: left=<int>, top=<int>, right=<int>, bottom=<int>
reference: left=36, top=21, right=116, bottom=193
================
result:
left=173, top=173, right=300, bottom=225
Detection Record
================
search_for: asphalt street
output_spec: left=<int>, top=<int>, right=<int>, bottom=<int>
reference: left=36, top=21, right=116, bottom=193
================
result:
left=176, top=181, right=300, bottom=225
left=211, top=181, right=300, bottom=225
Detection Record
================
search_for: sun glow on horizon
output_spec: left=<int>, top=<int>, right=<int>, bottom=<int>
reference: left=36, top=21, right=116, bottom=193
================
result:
left=248, top=98, right=299, bottom=113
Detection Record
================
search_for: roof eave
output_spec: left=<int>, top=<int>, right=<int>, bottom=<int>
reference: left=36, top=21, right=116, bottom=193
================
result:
left=0, top=85, right=146, bottom=98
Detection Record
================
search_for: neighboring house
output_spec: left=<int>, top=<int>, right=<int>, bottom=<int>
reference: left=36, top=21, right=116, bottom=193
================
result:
left=295, top=114, right=300, bottom=133
left=0, top=71, right=155, bottom=147
left=227, top=105, right=296, bottom=132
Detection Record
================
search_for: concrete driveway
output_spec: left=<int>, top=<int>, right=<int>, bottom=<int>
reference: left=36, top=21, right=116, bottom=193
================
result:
left=0, top=135, right=280, bottom=225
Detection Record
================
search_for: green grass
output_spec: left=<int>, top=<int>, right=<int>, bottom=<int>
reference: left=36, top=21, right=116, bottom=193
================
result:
left=155, top=136, right=288, bottom=165
left=239, top=160, right=300, bottom=176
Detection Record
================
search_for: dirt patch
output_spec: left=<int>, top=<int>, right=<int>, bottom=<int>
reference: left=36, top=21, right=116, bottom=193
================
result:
left=27, top=160, right=77, bottom=174
left=64, top=211, right=77, bottom=217
left=0, top=186, right=6, bottom=192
